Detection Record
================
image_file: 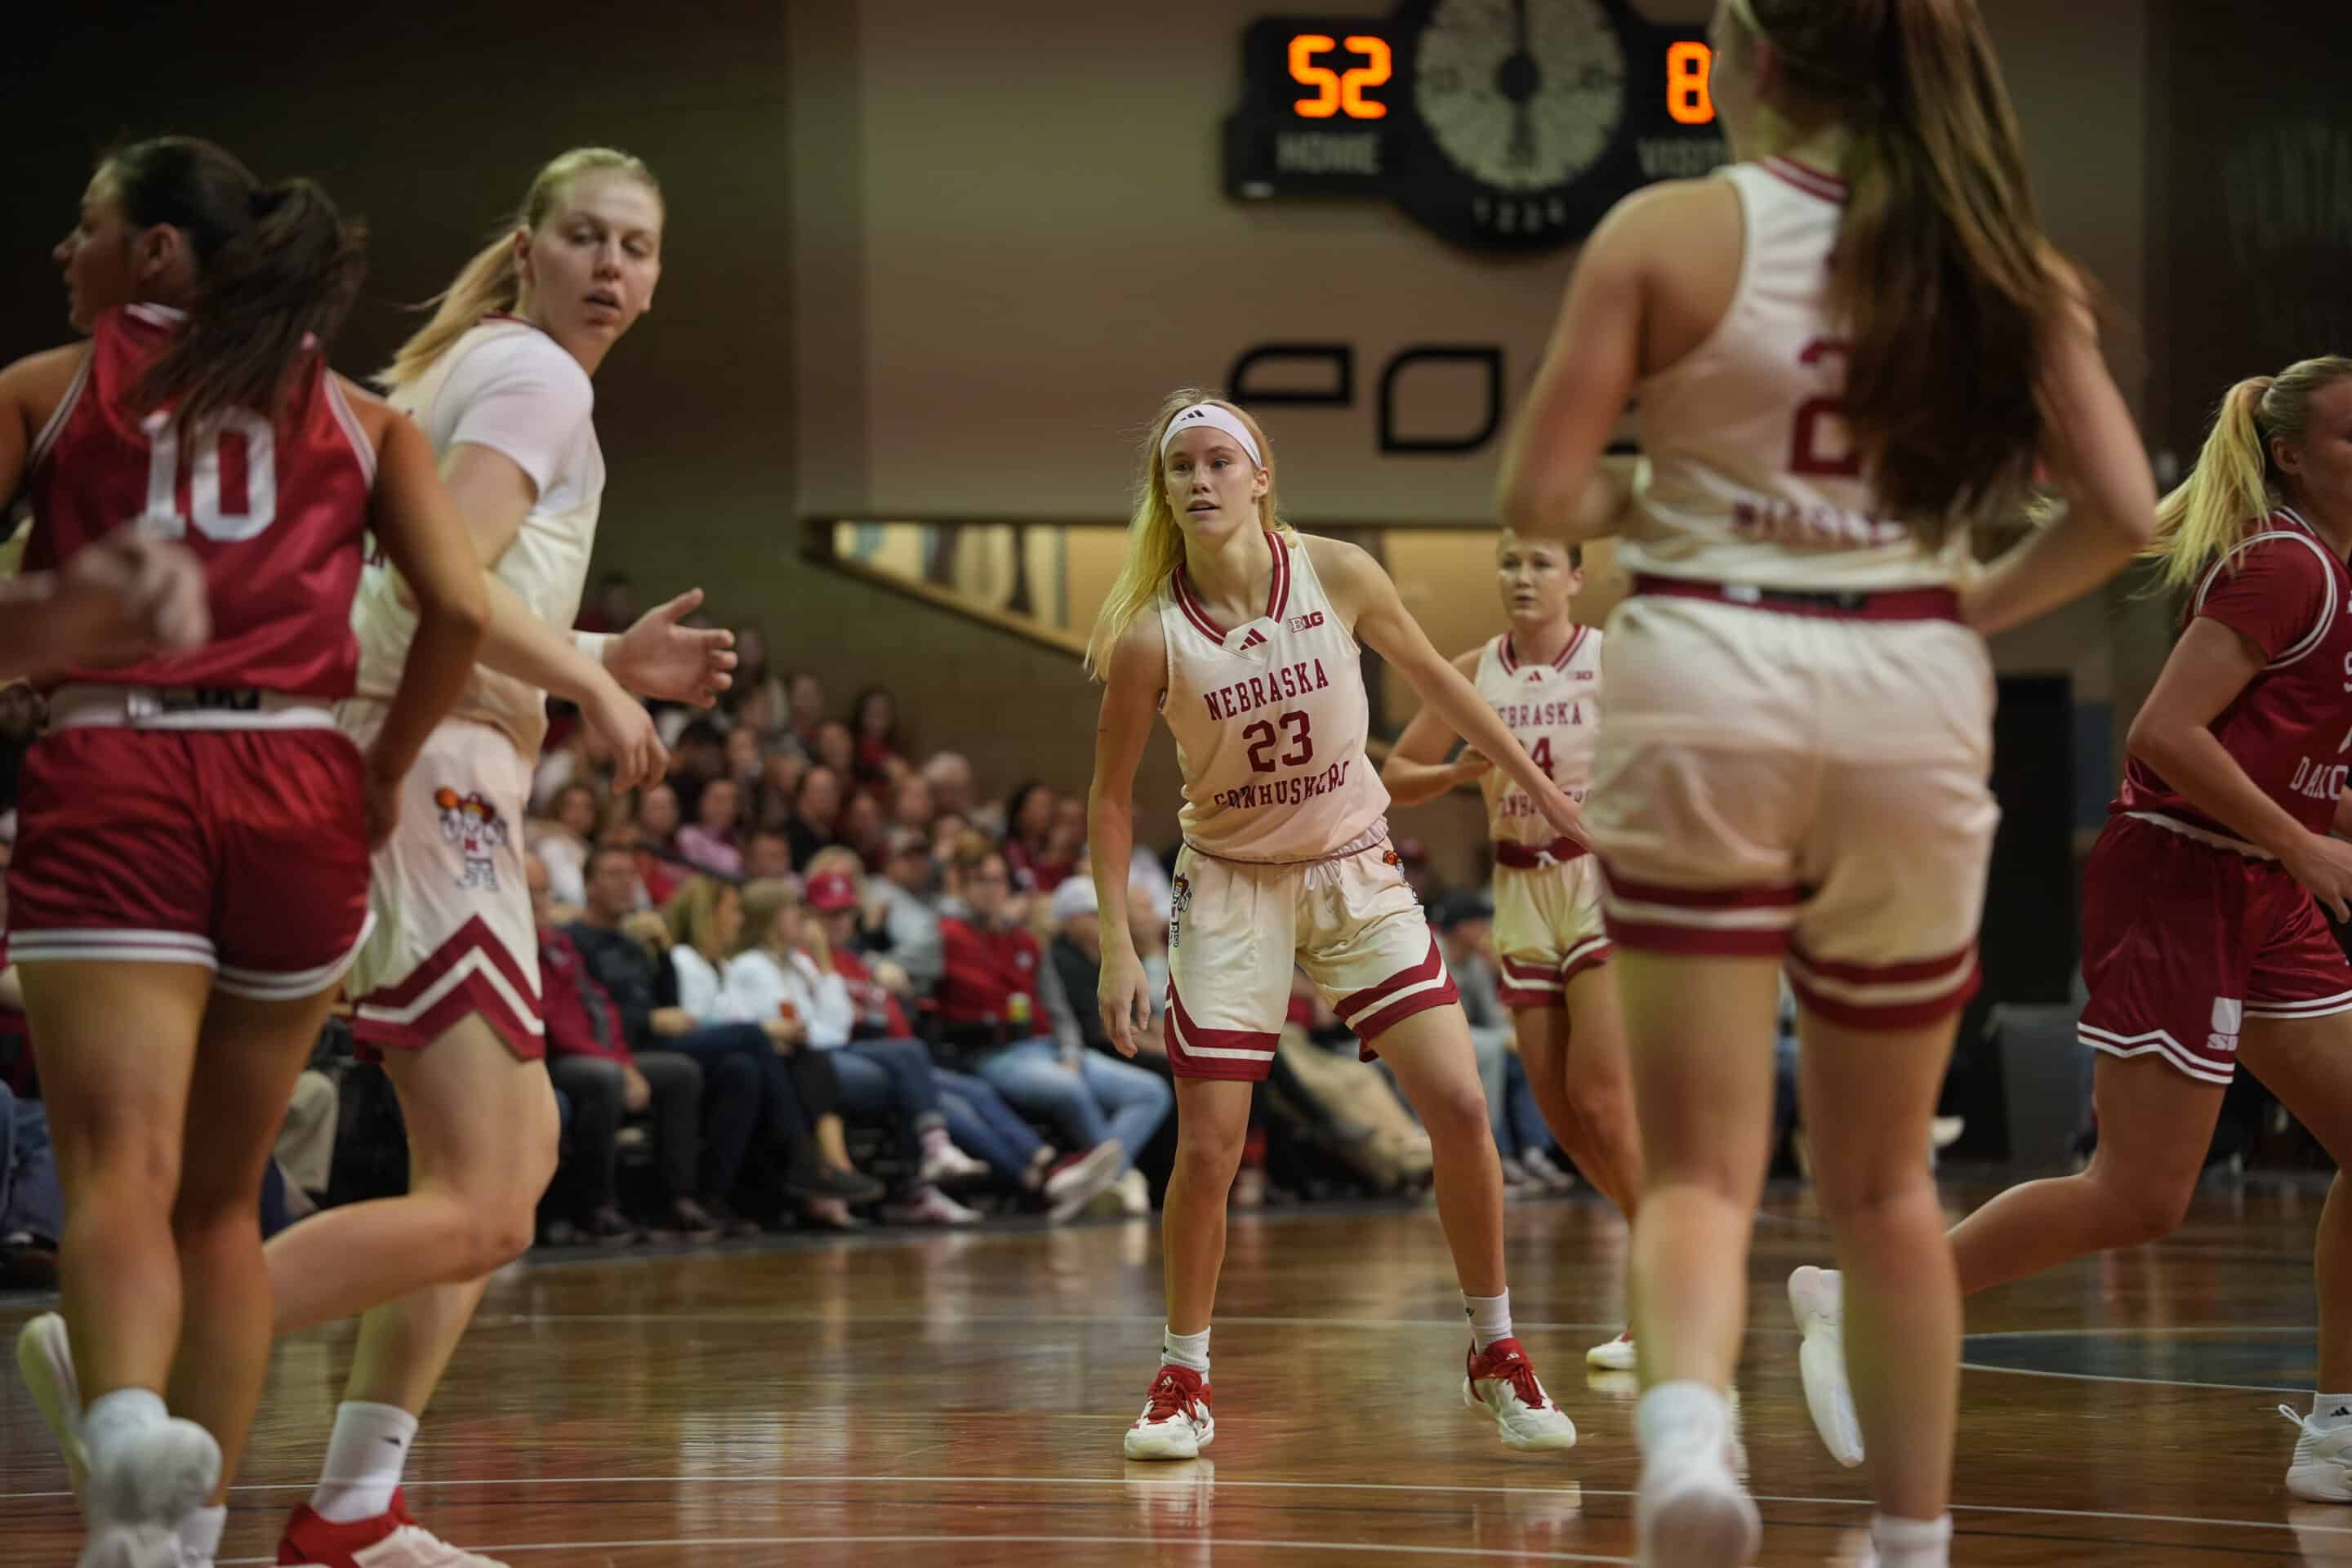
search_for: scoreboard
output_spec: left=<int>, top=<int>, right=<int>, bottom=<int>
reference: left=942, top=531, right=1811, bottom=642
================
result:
left=1224, top=0, right=1729, bottom=251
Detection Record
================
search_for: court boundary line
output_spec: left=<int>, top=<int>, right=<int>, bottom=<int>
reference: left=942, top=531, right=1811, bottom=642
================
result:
left=207, top=1535, right=1633, bottom=1565
left=12, top=1473, right=2339, bottom=1539
left=1960, top=1360, right=2310, bottom=1395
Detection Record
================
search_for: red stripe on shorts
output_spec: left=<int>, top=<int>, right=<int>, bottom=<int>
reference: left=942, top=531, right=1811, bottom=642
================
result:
left=351, top=915, right=545, bottom=1061
left=1336, top=939, right=1461, bottom=1044
left=1165, top=984, right=1279, bottom=1082
left=1784, top=942, right=1980, bottom=1031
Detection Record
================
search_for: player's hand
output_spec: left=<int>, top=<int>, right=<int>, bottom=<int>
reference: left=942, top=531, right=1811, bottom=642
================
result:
left=55, top=528, right=211, bottom=666
left=1453, top=751, right=1493, bottom=786
left=582, top=675, right=666, bottom=792
left=622, top=1066, right=653, bottom=1114
left=607, top=588, right=737, bottom=706
left=1534, top=781, right=1588, bottom=844
left=1098, top=946, right=1152, bottom=1058
left=2285, top=832, right=2352, bottom=923
left=359, top=752, right=404, bottom=849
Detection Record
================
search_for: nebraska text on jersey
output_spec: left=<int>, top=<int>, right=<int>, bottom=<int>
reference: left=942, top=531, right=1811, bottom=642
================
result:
left=1202, top=659, right=1332, bottom=722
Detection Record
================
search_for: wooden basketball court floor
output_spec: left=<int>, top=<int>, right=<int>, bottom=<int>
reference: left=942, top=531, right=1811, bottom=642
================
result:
left=3, top=1182, right=2347, bottom=1565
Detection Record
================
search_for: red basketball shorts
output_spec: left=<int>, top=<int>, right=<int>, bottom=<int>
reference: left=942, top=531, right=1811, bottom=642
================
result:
left=8, top=722, right=372, bottom=998
left=2077, top=812, right=2352, bottom=1085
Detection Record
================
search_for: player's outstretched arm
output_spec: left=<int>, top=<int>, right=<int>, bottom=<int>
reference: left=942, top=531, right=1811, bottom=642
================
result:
left=1380, top=647, right=1492, bottom=807
left=1088, top=612, right=1165, bottom=1057
left=1316, top=537, right=1580, bottom=842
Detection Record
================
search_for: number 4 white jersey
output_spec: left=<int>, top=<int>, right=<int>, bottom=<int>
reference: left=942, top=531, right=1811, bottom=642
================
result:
left=1474, top=627, right=1601, bottom=848
left=1159, top=531, right=1391, bottom=862
left=1623, top=156, right=1972, bottom=594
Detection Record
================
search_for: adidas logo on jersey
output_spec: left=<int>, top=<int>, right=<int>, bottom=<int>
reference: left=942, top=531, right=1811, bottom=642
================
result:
left=1236, top=627, right=1268, bottom=652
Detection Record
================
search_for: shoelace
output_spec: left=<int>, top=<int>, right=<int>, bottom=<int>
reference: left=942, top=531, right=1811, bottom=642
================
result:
left=1480, top=1351, right=1550, bottom=1414
left=2280, top=1405, right=2352, bottom=1460
left=1143, top=1370, right=1205, bottom=1424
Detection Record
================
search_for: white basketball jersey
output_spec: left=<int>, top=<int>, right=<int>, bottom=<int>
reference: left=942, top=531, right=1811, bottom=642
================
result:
left=1473, top=626, right=1601, bottom=847
left=1159, top=532, right=1389, bottom=862
left=349, top=319, right=605, bottom=756
left=1624, top=156, right=1972, bottom=593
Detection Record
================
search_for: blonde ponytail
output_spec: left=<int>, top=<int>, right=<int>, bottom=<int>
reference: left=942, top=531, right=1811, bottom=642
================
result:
left=2147, top=357, right=2352, bottom=591
left=379, top=146, right=662, bottom=391
left=1083, top=389, right=1284, bottom=679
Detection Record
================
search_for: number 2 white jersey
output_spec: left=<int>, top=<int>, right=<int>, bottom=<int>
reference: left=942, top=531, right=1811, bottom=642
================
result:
left=1158, top=531, right=1391, bottom=862
left=1473, top=627, right=1601, bottom=847
left=348, top=317, right=605, bottom=757
left=1623, top=156, right=1972, bottom=594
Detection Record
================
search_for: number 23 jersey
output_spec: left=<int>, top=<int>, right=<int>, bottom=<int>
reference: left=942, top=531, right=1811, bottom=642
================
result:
left=1158, top=530, right=1390, bottom=862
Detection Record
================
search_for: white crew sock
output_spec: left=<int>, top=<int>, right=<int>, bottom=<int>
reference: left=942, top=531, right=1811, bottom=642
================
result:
left=1463, top=1290, right=1512, bottom=1352
left=178, top=1503, right=228, bottom=1563
left=1636, top=1380, right=1730, bottom=1455
left=310, top=1401, right=418, bottom=1523
left=82, top=1388, right=169, bottom=1471
left=2314, top=1393, right=2352, bottom=1431
left=1161, top=1326, right=1210, bottom=1374
left=1869, top=1511, right=1953, bottom=1568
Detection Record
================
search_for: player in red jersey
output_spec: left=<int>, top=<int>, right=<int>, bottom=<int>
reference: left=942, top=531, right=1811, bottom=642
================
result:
left=1495, top=2, right=2156, bottom=1561
left=1383, top=531, right=1646, bottom=1373
left=1792, top=357, right=2352, bottom=1503
left=0, top=136, right=484, bottom=1568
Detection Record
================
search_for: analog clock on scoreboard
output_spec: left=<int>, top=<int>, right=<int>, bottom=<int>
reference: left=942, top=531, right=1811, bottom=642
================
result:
left=1223, top=0, right=1730, bottom=251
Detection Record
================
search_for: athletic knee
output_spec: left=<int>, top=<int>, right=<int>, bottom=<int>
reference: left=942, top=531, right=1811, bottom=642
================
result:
left=1564, top=1076, right=1634, bottom=1140
left=64, top=1116, right=180, bottom=1211
left=1415, top=1076, right=1492, bottom=1147
left=2091, top=1167, right=2194, bottom=1246
left=1175, top=1122, right=1248, bottom=1181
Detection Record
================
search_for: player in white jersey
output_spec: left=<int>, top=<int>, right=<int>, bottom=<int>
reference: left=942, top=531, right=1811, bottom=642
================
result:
left=15, top=149, right=733, bottom=1568
left=1383, top=532, right=1645, bottom=1373
left=1088, top=391, right=1587, bottom=1463
left=1494, top=2, right=2157, bottom=1563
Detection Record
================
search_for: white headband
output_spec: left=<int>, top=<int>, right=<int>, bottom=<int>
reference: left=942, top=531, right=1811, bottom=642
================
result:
left=1160, top=402, right=1264, bottom=468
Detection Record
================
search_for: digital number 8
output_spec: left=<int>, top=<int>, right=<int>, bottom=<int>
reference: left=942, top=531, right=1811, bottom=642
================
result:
left=1666, top=42, right=1714, bottom=127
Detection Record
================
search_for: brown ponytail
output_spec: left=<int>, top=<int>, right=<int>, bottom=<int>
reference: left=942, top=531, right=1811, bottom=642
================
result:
left=108, top=137, right=365, bottom=433
left=1736, top=0, right=2070, bottom=540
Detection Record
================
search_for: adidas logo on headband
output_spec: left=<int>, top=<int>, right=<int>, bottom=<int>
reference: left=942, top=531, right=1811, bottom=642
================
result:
left=1162, top=401, right=1264, bottom=467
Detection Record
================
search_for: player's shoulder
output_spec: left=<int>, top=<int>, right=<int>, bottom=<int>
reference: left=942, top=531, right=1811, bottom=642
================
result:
left=1298, top=530, right=1379, bottom=584
left=1, top=342, right=93, bottom=419
left=452, top=322, right=595, bottom=409
left=1102, top=603, right=1168, bottom=684
left=2221, top=518, right=2340, bottom=580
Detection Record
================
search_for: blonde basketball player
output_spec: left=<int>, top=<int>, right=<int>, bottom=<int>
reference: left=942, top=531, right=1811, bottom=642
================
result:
left=1383, top=532, right=1645, bottom=1372
left=20, top=147, right=733, bottom=1568
left=1495, top=1, right=2156, bottom=1562
left=1089, top=391, right=1587, bottom=1462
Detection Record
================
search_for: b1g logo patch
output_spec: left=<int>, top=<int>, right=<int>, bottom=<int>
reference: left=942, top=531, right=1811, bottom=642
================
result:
left=1169, top=874, right=1192, bottom=950
left=434, top=787, right=509, bottom=892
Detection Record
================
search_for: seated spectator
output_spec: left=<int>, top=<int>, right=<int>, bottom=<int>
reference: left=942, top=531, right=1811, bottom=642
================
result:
left=1002, top=781, right=1072, bottom=893
left=936, top=833, right=1168, bottom=1205
left=839, top=789, right=888, bottom=871
left=669, top=719, right=728, bottom=810
left=666, top=875, right=882, bottom=1228
left=0, top=1074, right=59, bottom=1290
left=890, top=773, right=934, bottom=834
left=275, top=1068, right=341, bottom=1214
left=866, top=826, right=947, bottom=997
left=728, top=625, right=790, bottom=734
left=567, top=851, right=871, bottom=1231
left=1048, top=875, right=1167, bottom=1069
left=812, top=719, right=857, bottom=781
left=920, top=750, right=975, bottom=822
left=575, top=568, right=635, bottom=634
left=743, top=826, right=794, bottom=881
left=755, top=752, right=806, bottom=834
left=532, top=720, right=615, bottom=814
left=851, top=685, right=906, bottom=787
left=786, top=670, right=827, bottom=751
left=675, top=775, right=744, bottom=878
left=930, top=809, right=970, bottom=867
left=532, top=780, right=604, bottom=913
left=1430, top=892, right=1571, bottom=1193
left=634, top=782, right=688, bottom=905
left=724, top=724, right=764, bottom=795
left=727, top=877, right=985, bottom=1226
left=786, top=764, right=844, bottom=870
left=532, top=854, right=719, bottom=1243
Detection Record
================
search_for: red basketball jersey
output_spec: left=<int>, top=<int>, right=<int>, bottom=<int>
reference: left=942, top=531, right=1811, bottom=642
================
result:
left=2116, top=508, right=2352, bottom=841
left=21, top=303, right=376, bottom=697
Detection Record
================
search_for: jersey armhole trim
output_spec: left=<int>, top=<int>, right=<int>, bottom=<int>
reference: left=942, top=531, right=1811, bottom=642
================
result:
left=26, top=349, right=93, bottom=471
left=2193, top=528, right=2338, bottom=670
left=1634, top=169, right=1757, bottom=394
left=323, top=375, right=379, bottom=491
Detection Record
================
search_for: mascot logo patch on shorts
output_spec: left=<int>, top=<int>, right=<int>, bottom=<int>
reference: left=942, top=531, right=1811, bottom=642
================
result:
left=434, top=787, right=509, bottom=892
left=1383, top=849, right=1403, bottom=867
left=1169, top=874, right=1192, bottom=950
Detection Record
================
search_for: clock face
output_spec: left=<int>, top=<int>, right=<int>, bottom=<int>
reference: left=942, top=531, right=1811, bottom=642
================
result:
left=1412, top=0, right=1628, bottom=193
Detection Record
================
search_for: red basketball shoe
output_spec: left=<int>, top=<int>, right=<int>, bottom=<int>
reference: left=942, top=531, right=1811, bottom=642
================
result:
left=278, top=1490, right=508, bottom=1566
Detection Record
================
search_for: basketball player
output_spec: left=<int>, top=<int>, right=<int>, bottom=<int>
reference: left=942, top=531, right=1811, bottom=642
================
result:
left=18, top=147, right=716, bottom=1568
left=1792, top=358, right=2352, bottom=1506
left=1089, top=391, right=1587, bottom=1463
left=0, top=526, right=207, bottom=679
left=0, top=137, right=485, bottom=1567
left=1493, top=0, right=2158, bottom=1560
left=1383, top=530, right=1646, bottom=1373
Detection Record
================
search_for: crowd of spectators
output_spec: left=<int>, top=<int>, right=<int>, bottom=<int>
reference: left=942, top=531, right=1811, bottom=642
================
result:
left=0, top=574, right=1633, bottom=1276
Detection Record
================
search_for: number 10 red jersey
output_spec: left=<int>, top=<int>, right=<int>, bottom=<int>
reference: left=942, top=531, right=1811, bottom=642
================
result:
left=21, top=303, right=376, bottom=697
